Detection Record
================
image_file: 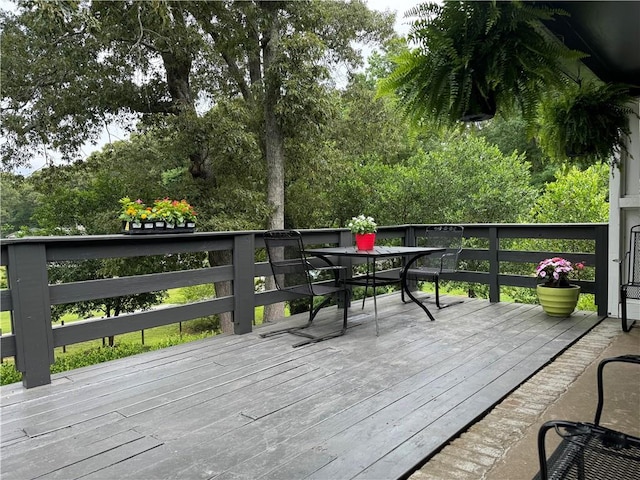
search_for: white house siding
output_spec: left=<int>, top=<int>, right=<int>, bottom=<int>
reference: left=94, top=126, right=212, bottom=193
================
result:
left=609, top=100, right=640, bottom=320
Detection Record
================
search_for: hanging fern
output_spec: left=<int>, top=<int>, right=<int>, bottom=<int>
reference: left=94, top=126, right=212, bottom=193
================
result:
left=538, top=81, right=636, bottom=167
left=379, top=1, right=584, bottom=125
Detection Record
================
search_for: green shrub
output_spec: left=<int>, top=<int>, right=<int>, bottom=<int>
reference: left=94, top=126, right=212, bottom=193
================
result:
left=0, top=332, right=213, bottom=386
left=182, top=316, right=221, bottom=334
left=1, top=361, right=22, bottom=385
left=176, top=284, right=215, bottom=303
left=154, top=333, right=210, bottom=349
left=50, top=343, right=152, bottom=374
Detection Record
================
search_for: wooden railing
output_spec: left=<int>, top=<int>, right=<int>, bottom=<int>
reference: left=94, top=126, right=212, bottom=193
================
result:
left=0, top=223, right=608, bottom=388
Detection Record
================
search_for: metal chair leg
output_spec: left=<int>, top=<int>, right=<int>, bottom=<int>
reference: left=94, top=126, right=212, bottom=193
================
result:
left=261, top=290, right=353, bottom=347
left=361, top=260, right=371, bottom=309
left=401, top=281, right=431, bottom=303
left=401, top=276, right=461, bottom=309
left=260, top=296, right=331, bottom=339
left=620, top=289, right=636, bottom=332
left=621, top=289, right=629, bottom=332
left=362, top=284, right=368, bottom=309
left=433, top=277, right=463, bottom=309
left=291, top=301, right=351, bottom=347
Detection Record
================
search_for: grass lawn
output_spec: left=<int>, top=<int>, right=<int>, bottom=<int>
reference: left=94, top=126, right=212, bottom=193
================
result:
left=1, top=288, right=271, bottom=360
left=1, top=311, right=11, bottom=336
left=0, top=285, right=463, bottom=339
left=4, top=282, right=592, bottom=363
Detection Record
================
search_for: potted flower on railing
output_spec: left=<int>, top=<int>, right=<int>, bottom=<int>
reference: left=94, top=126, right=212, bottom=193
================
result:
left=140, top=207, right=156, bottom=230
left=535, top=257, right=585, bottom=317
left=119, top=197, right=196, bottom=234
left=170, top=199, right=197, bottom=229
left=152, top=198, right=174, bottom=229
left=348, top=215, right=377, bottom=250
left=119, top=197, right=147, bottom=231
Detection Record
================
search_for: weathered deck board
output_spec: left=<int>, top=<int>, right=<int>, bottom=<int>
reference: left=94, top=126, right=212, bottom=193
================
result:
left=1, top=294, right=602, bottom=480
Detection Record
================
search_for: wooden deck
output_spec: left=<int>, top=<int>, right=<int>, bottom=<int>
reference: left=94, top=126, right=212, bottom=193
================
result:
left=0, top=293, right=602, bottom=480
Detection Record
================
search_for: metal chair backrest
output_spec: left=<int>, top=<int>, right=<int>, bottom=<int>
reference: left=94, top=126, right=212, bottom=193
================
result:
left=263, top=230, right=314, bottom=296
left=626, top=225, right=640, bottom=291
left=415, top=225, right=464, bottom=272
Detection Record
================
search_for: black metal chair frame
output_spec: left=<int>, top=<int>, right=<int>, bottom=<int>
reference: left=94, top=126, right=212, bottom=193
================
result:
left=351, top=258, right=403, bottom=312
left=620, top=224, right=639, bottom=332
left=260, top=230, right=350, bottom=348
left=401, top=225, right=464, bottom=309
left=535, top=355, right=640, bottom=480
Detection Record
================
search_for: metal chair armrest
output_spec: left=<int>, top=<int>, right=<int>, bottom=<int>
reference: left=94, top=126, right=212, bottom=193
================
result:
left=536, top=420, right=640, bottom=480
left=595, top=354, right=640, bottom=424
left=307, top=258, right=347, bottom=285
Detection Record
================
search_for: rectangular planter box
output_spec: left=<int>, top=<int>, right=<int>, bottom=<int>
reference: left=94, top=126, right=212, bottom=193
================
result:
left=122, top=221, right=196, bottom=235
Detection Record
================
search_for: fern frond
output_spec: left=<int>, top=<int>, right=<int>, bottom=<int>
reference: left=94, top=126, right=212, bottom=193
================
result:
left=538, top=81, right=637, bottom=166
left=380, top=1, right=585, bottom=125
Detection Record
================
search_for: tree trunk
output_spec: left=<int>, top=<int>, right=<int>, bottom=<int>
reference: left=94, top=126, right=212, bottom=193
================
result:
left=107, top=302, right=119, bottom=347
left=208, top=250, right=234, bottom=333
left=160, top=46, right=212, bottom=180
left=261, top=4, right=286, bottom=323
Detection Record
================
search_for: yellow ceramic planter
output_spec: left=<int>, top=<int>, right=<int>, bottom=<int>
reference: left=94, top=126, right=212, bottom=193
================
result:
left=536, top=285, right=581, bottom=317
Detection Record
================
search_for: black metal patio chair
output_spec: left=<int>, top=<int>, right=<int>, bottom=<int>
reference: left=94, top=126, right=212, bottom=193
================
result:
left=401, top=225, right=464, bottom=309
left=535, top=354, right=640, bottom=480
left=260, top=230, right=350, bottom=347
left=620, top=224, right=639, bottom=332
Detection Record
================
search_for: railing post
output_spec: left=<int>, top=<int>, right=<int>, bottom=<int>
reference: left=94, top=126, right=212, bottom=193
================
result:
left=339, top=229, right=352, bottom=248
left=339, top=230, right=354, bottom=307
left=233, top=233, right=255, bottom=334
left=488, top=227, right=500, bottom=303
left=8, top=243, right=54, bottom=388
left=405, top=225, right=416, bottom=247
left=404, top=225, right=419, bottom=292
left=594, top=224, right=609, bottom=317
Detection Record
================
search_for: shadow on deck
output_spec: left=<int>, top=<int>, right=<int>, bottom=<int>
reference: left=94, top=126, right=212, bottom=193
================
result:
left=0, top=293, right=603, bottom=480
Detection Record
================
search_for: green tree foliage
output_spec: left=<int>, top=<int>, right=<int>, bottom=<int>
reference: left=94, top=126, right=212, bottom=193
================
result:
left=416, top=134, right=536, bottom=223
left=527, top=163, right=609, bottom=225
left=333, top=73, right=416, bottom=166
left=330, top=132, right=536, bottom=226
left=0, top=173, right=40, bottom=236
left=1, top=0, right=394, bottom=324
left=476, top=116, right=555, bottom=188
left=284, top=60, right=420, bottom=229
left=28, top=138, right=173, bottom=234
left=21, top=152, right=208, bottom=343
left=1, top=1, right=393, bottom=219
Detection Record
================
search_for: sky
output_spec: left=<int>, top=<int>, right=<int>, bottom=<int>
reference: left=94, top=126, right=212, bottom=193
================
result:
left=368, top=0, right=420, bottom=35
left=9, top=0, right=423, bottom=176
